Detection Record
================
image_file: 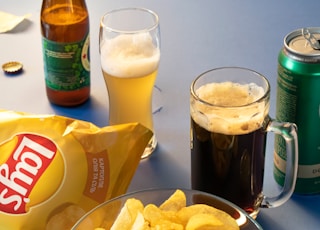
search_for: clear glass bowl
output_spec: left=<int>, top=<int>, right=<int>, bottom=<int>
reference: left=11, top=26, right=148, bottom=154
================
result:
left=72, top=188, right=262, bottom=230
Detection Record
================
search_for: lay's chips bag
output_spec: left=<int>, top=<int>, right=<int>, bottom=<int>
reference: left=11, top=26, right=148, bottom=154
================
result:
left=0, top=110, right=153, bottom=230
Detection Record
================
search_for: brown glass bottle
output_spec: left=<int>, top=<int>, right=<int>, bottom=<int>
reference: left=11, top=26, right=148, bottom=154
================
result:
left=41, top=0, right=90, bottom=106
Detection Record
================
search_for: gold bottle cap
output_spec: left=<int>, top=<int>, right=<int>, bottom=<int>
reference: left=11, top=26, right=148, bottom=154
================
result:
left=2, top=61, right=23, bottom=74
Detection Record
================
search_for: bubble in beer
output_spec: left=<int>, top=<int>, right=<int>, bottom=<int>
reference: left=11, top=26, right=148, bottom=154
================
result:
left=197, top=82, right=262, bottom=106
left=191, top=82, right=267, bottom=135
left=100, top=32, right=160, bottom=78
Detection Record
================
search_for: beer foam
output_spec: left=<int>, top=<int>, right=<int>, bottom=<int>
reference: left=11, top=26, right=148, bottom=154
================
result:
left=100, top=33, right=160, bottom=78
left=191, top=82, right=268, bottom=135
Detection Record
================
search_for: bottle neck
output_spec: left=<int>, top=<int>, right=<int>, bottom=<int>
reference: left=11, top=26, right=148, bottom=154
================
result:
left=41, top=0, right=88, bottom=12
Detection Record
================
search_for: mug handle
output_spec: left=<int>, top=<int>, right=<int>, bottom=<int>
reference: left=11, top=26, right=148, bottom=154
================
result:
left=261, top=117, right=298, bottom=208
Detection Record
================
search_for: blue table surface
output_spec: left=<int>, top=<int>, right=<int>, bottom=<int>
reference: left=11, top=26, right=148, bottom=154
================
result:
left=1, top=0, right=320, bottom=229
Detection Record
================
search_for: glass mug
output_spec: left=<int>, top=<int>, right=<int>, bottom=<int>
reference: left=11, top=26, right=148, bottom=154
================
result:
left=190, top=67, right=298, bottom=218
left=99, top=8, right=160, bottom=158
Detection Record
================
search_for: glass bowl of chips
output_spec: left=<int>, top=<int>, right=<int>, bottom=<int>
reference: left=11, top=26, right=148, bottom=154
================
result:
left=72, top=188, right=262, bottom=230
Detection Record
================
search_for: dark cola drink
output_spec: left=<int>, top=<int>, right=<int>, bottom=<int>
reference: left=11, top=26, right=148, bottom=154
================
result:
left=191, top=67, right=299, bottom=218
left=190, top=80, right=268, bottom=215
left=191, top=118, right=266, bottom=214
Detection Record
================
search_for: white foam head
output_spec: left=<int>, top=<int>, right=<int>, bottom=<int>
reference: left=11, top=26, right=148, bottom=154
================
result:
left=191, top=82, right=269, bottom=135
left=100, top=32, right=160, bottom=78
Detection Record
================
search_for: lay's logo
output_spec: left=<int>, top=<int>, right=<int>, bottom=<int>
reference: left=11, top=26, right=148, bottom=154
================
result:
left=0, top=134, right=57, bottom=214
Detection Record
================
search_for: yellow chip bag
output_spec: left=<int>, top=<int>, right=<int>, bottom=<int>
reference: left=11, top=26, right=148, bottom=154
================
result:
left=0, top=110, right=153, bottom=230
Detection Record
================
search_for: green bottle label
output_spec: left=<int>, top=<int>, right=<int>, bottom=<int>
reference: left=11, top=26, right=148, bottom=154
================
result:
left=42, top=34, right=90, bottom=91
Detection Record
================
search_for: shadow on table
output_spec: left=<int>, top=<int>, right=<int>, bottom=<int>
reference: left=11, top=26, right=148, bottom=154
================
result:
left=256, top=193, right=320, bottom=229
left=256, top=213, right=285, bottom=230
left=128, top=144, right=190, bottom=192
left=291, top=193, right=320, bottom=219
left=50, top=96, right=108, bottom=127
left=8, top=18, right=33, bottom=33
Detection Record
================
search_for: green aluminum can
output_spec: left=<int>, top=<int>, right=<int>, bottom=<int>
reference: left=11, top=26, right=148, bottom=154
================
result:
left=274, top=28, right=320, bottom=194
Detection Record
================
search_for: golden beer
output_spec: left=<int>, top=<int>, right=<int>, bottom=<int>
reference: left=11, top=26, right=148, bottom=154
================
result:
left=100, top=32, right=160, bottom=157
left=102, top=70, right=158, bottom=130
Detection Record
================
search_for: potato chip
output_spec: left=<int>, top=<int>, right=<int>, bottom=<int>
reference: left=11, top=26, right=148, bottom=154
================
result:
left=185, top=213, right=223, bottom=230
left=159, top=189, right=186, bottom=212
left=143, top=204, right=181, bottom=227
left=131, top=212, right=148, bottom=230
left=151, top=221, right=184, bottom=230
left=177, top=204, right=238, bottom=230
left=110, top=198, right=144, bottom=230
left=109, top=190, right=239, bottom=230
left=143, top=204, right=163, bottom=224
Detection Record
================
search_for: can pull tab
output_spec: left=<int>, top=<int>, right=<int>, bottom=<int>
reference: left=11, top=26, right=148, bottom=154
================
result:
left=302, top=28, right=320, bottom=50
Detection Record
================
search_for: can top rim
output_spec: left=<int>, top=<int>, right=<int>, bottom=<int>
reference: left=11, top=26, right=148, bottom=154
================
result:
left=284, top=27, right=320, bottom=57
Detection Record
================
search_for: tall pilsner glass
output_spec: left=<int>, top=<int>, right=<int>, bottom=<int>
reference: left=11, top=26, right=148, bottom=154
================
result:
left=99, top=8, right=160, bottom=158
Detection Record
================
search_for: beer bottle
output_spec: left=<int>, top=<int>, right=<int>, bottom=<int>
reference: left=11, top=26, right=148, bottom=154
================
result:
left=40, top=0, right=90, bottom=106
